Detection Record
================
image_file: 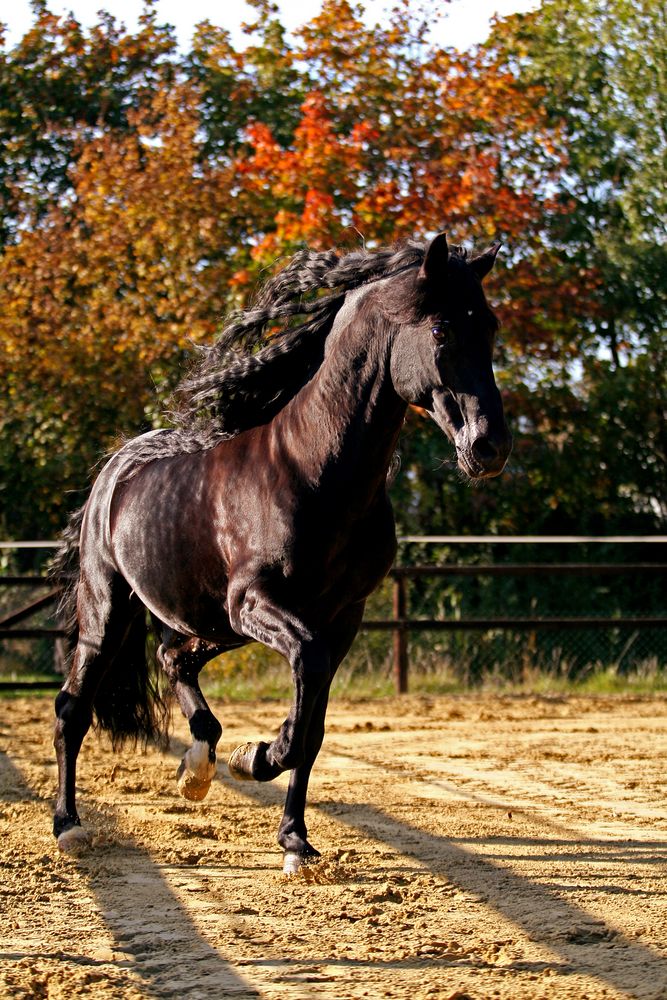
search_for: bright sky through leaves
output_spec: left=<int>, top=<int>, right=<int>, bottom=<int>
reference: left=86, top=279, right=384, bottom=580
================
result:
left=3, top=0, right=539, bottom=50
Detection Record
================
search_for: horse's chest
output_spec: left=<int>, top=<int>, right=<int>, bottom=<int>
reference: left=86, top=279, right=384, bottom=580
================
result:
left=283, top=505, right=397, bottom=613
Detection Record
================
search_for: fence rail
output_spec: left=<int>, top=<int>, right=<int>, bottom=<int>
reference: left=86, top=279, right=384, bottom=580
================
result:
left=1, top=538, right=666, bottom=692
left=361, top=559, right=667, bottom=692
left=392, top=562, right=667, bottom=577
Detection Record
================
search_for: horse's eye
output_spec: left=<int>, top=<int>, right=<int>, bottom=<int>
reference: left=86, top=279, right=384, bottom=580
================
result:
left=432, top=321, right=452, bottom=345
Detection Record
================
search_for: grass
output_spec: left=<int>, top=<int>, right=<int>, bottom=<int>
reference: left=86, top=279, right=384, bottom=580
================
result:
left=2, top=650, right=666, bottom=702
left=198, top=656, right=667, bottom=702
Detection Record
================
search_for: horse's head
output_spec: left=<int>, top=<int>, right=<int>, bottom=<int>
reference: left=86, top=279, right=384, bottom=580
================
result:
left=390, top=232, right=512, bottom=480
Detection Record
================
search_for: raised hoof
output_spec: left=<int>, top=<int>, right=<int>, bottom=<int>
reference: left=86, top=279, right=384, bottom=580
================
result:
left=283, top=850, right=321, bottom=875
left=176, top=741, right=216, bottom=801
left=176, top=761, right=214, bottom=802
left=228, top=741, right=260, bottom=781
left=57, top=826, right=92, bottom=855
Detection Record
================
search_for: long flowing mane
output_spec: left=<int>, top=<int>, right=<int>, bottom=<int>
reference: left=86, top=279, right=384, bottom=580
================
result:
left=118, top=240, right=427, bottom=470
left=175, top=241, right=427, bottom=439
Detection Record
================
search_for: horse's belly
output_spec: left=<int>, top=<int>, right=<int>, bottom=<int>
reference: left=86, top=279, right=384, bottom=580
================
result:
left=114, top=549, right=235, bottom=642
left=108, top=459, right=235, bottom=641
left=127, top=581, right=237, bottom=643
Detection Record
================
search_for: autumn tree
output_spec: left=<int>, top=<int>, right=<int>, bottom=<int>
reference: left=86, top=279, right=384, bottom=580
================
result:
left=1, top=0, right=664, bottom=545
left=0, top=83, right=245, bottom=535
left=0, top=1, right=179, bottom=246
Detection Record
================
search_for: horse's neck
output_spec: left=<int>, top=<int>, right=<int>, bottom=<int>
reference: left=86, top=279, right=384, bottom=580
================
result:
left=277, top=290, right=406, bottom=496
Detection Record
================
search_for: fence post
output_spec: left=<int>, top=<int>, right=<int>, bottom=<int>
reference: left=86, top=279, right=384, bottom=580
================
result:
left=392, top=573, right=409, bottom=693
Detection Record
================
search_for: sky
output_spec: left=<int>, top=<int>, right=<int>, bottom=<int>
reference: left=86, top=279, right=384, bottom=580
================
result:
left=2, top=0, right=539, bottom=51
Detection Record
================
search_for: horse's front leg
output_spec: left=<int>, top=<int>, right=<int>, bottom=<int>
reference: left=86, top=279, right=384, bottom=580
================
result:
left=278, top=683, right=330, bottom=871
left=278, top=602, right=365, bottom=873
left=157, top=632, right=225, bottom=801
left=228, top=587, right=330, bottom=783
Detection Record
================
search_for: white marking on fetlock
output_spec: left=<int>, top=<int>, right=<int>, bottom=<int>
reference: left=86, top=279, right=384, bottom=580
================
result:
left=283, top=851, right=303, bottom=875
left=177, top=740, right=216, bottom=801
left=57, top=827, right=92, bottom=855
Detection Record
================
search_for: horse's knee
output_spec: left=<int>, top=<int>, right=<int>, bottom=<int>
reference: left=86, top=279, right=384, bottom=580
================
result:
left=294, top=635, right=331, bottom=680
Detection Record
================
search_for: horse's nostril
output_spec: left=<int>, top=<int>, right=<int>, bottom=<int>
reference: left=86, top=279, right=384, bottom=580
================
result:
left=471, top=437, right=499, bottom=464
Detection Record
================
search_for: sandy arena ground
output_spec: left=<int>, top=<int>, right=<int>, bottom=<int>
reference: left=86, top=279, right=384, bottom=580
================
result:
left=1, top=692, right=667, bottom=999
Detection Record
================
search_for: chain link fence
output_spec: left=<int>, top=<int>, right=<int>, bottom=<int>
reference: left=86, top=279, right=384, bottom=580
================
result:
left=355, top=538, right=667, bottom=688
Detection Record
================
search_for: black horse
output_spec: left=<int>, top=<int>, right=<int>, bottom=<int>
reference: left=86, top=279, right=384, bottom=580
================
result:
left=52, top=233, right=511, bottom=871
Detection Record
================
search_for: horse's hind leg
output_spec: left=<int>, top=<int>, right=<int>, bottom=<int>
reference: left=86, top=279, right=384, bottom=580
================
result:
left=54, top=573, right=137, bottom=852
left=157, top=632, right=224, bottom=801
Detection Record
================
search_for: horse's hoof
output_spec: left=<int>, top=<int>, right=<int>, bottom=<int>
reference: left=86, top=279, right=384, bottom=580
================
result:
left=57, top=826, right=92, bottom=855
left=176, top=763, right=213, bottom=801
left=282, top=850, right=321, bottom=875
left=177, top=741, right=216, bottom=801
left=228, top=741, right=260, bottom=781
left=283, top=850, right=303, bottom=875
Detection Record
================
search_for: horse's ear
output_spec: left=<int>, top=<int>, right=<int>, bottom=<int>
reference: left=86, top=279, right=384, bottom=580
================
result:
left=470, top=242, right=502, bottom=280
left=419, top=232, right=449, bottom=283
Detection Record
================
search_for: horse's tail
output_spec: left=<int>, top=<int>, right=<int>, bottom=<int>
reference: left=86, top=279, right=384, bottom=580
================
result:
left=50, top=503, right=87, bottom=663
left=91, top=597, right=170, bottom=749
left=50, top=501, right=170, bottom=748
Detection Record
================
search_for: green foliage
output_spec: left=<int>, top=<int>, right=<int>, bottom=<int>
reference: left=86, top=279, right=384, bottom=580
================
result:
left=489, top=0, right=667, bottom=360
left=185, top=0, right=305, bottom=156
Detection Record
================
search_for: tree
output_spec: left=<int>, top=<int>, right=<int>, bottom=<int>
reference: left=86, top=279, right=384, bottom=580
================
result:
left=0, top=84, right=243, bottom=535
left=0, top=1, right=179, bottom=246
left=185, top=0, right=304, bottom=157
left=486, top=0, right=667, bottom=363
left=1, top=0, right=664, bottom=545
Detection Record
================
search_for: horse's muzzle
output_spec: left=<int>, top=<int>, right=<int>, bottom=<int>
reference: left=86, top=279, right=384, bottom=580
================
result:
left=458, top=428, right=512, bottom=479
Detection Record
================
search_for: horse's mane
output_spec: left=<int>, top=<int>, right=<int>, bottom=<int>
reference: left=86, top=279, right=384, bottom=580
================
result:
left=50, top=237, right=456, bottom=597
left=175, top=241, right=429, bottom=438
left=119, top=240, right=428, bottom=471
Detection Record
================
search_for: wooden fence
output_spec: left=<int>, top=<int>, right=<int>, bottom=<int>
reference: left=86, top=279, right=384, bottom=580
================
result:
left=1, top=538, right=666, bottom=692
left=360, top=561, right=667, bottom=692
